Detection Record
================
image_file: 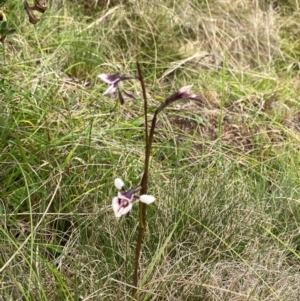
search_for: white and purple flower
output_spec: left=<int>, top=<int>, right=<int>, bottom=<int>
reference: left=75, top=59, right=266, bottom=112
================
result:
left=112, top=178, right=155, bottom=218
left=174, top=85, right=199, bottom=100
left=156, top=85, right=201, bottom=113
left=98, top=73, right=136, bottom=104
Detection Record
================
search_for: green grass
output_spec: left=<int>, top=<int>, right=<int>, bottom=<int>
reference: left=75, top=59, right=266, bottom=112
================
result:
left=1, top=0, right=300, bottom=300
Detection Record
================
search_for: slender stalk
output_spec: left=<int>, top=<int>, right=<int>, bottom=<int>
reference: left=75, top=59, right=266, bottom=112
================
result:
left=137, top=62, right=149, bottom=155
left=132, top=210, right=145, bottom=297
left=132, top=72, right=201, bottom=298
left=132, top=62, right=149, bottom=297
left=132, top=107, right=169, bottom=297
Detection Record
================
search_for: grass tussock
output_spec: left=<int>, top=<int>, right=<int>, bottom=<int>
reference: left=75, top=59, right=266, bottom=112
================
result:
left=1, top=0, right=300, bottom=300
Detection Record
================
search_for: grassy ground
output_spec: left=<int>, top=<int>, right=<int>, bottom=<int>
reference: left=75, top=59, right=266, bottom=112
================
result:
left=1, top=0, right=300, bottom=300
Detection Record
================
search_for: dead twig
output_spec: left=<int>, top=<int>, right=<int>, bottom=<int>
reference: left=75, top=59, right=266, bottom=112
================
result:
left=24, top=0, right=47, bottom=25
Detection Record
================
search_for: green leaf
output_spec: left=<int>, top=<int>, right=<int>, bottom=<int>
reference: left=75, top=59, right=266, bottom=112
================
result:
left=1, top=20, right=7, bottom=29
left=5, top=28, right=16, bottom=35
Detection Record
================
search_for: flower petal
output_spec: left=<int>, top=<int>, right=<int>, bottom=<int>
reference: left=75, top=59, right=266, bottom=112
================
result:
left=112, top=196, right=133, bottom=218
left=178, top=85, right=193, bottom=94
left=178, top=85, right=199, bottom=99
left=103, top=84, right=117, bottom=98
left=139, top=194, right=155, bottom=204
left=114, top=178, right=125, bottom=190
left=112, top=197, right=120, bottom=217
left=177, top=85, right=193, bottom=98
left=118, top=191, right=134, bottom=202
left=116, top=202, right=133, bottom=218
left=98, top=73, right=121, bottom=84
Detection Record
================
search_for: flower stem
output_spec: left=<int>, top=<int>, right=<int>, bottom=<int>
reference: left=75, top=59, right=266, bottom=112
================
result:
left=132, top=66, right=200, bottom=298
left=132, top=62, right=149, bottom=297
left=137, top=61, right=148, bottom=151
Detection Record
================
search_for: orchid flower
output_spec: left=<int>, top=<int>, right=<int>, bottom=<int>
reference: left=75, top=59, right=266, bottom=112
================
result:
left=98, top=73, right=136, bottom=104
left=156, top=85, right=201, bottom=113
left=173, top=85, right=199, bottom=100
left=112, top=178, right=155, bottom=218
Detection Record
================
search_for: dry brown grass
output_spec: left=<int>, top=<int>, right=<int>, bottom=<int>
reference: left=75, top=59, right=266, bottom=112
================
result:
left=2, top=1, right=300, bottom=300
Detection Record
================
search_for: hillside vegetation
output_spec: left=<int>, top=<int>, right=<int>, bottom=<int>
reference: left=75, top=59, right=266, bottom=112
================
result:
left=1, top=0, right=300, bottom=300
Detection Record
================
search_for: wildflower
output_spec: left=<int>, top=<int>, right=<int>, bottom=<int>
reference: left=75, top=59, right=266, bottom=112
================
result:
left=165, top=85, right=200, bottom=103
left=157, top=85, right=201, bottom=113
left=98, top=73, right=136, bottom=104
left=173, top=85, right=199, bottom=100
left=112, top=178, right=155, bottom=218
